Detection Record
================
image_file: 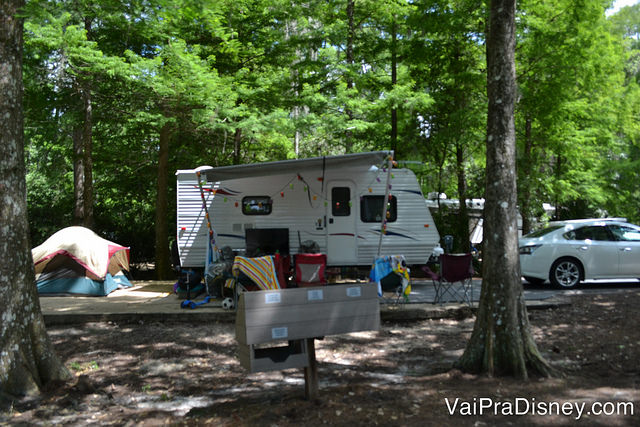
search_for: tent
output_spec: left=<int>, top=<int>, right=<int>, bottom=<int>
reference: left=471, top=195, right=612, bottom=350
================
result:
left=32, top=226, right=132, bottom=296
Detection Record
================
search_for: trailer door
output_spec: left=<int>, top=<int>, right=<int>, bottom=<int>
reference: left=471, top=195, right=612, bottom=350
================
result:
left=327, top=181, right=357, bottom=265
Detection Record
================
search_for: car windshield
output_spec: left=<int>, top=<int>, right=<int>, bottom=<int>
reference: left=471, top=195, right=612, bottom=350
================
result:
left=523, top=225, right=563, bottom=238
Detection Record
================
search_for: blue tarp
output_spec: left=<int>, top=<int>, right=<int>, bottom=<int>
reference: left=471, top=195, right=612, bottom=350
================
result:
left=36, top=273, right=132, bottom=296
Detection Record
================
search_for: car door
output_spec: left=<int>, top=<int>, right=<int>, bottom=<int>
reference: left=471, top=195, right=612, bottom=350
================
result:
left=565, top=225, right=619, bottom=279
left=608, top=224, right=640, bottom=277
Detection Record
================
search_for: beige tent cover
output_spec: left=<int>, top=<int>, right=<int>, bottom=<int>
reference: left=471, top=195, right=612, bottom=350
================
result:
left=32, top=226, right=130, bottom=280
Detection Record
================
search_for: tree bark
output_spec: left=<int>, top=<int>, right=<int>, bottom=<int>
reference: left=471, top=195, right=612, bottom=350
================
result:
left=233, top=127, right=242, bottom=165
left=72, top=18, right=94, bottom=229
left=344, top=0, right=355, bottom=153
left=1, top=0, right=71, bottom=398
left=455, top=141, right=470, bottom=252
left=455, top=0, right=555, bottom=379
left=72, top=84, right=94, bottom=229
left=519, top=116, right=533, bottom=235
left=390, top=17, right=398, bottom=154
left=82, top=84, right=94, bottom=228
left=154, top=122, right=172, bottom=280
left=73, top=122, right=85, bottom=223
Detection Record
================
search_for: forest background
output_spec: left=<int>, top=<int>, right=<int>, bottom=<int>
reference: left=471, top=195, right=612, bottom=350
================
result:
left=21, top=0, right=640, bottom=278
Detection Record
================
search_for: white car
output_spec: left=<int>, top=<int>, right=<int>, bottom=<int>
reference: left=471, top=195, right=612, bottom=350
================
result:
left=519, top=218, right=640, bottom=288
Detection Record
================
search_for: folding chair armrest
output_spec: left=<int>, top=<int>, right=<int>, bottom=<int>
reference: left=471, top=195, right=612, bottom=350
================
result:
left=421, top=265, right=440, bottom=281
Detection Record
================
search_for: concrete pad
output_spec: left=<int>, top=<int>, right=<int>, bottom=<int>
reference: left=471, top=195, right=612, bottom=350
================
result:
left=40, top=280, right=570, bottom=325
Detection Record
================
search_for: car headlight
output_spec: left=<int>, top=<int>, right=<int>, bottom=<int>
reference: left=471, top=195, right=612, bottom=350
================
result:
left=519, top=244, right=541, bottom=255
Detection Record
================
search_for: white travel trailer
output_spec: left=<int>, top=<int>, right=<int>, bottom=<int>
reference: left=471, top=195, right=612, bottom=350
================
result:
left=175, top=151, right=440, bottom=268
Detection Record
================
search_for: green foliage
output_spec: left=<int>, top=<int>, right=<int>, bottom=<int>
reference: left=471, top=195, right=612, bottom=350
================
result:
left=514, top=0, right=634, bottom=228
left=20, top=0, right=640, bottom=261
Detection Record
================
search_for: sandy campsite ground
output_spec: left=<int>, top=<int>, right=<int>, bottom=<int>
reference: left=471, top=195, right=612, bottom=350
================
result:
left=2, top=287, right=640, bottom=426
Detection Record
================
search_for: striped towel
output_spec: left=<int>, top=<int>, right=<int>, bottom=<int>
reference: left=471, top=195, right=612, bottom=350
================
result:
left=230, top=256, right=281, bottom=290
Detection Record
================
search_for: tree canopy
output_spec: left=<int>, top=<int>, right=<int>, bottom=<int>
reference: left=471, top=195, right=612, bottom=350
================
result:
left=20, top=0, right=639, bottom=261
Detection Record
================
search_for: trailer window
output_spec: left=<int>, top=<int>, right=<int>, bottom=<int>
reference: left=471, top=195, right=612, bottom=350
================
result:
left=242, top=196, right=272, bottom=215
left=332, top=187, right=351, bottom=216
left=360, top=195, right=397, bottom=223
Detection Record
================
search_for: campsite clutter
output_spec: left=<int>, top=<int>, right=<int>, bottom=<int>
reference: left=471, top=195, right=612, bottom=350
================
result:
left=171, top=151, right=436, bottom=308
left=175, top=151, right=440, bottom=270
left=32, top=226, right=132, bottom=296
left=169, top=151, right=437, bottom=398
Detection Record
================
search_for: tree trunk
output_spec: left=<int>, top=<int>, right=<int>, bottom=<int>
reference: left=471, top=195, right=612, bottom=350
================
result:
left=154, top=122, right=172, bottom=280
left=72, top=18, right=95, bottom=229
left=72, top=83, right=94, bottom=228
left=554, top=155, right=563, bottom=220
left=73, top=123, right=85, bottom=223
left=455, top=0, right=555, bottom=379
left=233, top=127, right=242, bottom=165
left=344, top=0, right=355, bottom=153
left=390, top=17, right=398, bottom=154
left=1, top=0, right=71, bottom=398
left=82, top=84, right=94, bottom=228
left=519, top=116, right=533, bottom=235
left=455, top=142, right=470, bottom=253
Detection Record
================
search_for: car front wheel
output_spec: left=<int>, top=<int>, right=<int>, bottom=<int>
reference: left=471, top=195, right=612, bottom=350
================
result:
left=550, top=258, right=582, bottom=289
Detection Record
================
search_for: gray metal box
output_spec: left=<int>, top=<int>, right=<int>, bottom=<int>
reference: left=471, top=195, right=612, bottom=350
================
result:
left=236, top=283, right=380, bottom=345
left=235, top=283, right=380, bottom=372
left=237, top=340, right=310, bottom=373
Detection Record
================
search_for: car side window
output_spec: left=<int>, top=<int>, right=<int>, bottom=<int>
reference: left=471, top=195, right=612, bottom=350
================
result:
left=608, top=225, right=640, bottom=242
left=564, top=226, right=612, bottom=241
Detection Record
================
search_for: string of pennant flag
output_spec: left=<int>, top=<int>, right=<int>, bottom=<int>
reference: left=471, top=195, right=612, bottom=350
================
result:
left=195, top=155, right=398, bottom=233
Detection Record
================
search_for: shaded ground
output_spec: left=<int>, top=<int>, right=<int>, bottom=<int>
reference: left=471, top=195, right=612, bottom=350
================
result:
left=2, top=289, right=640, bottom=426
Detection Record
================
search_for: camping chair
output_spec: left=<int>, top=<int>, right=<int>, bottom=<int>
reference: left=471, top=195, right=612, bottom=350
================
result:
left=369, top=255, right=411, bottom=304
left=293, top=253, right=327, bottom=287
left=422, top=253, right=474, bottom=306
left=225, top=254, right=288, bottom=306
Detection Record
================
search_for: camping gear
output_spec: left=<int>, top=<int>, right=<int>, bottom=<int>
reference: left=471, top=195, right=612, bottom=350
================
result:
left=422, top=253, right=474, bottom=306
left=171, top=239, right=206, bottom=299
left=228, top=255, right=284, bottom=291
left=32, top=226, right=132, bottom=296
left=370, top=255, right=411, bottom=302
left=294, top=253, right=327, bottom=287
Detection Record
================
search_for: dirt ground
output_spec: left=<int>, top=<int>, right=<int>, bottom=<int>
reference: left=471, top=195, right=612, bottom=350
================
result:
left=2, top=288, right=640, bottom=426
